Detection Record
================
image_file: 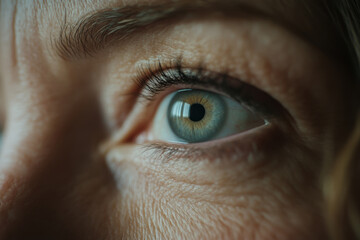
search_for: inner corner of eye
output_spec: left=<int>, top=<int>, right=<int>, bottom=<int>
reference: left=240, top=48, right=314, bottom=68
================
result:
left=144, top=88, right=267, bottom=144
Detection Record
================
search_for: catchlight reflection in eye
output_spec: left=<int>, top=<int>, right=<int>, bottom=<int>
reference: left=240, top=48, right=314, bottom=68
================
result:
left=150, top=89, right=267, bottom=144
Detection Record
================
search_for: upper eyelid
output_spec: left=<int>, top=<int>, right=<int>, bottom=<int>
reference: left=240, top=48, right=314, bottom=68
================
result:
left=135, top=59, right=233, bottom=100
left=134, top=60, right=287, bottom=121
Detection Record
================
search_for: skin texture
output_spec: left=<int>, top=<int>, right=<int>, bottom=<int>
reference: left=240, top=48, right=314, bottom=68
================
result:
left=0, top=0, right=357, bottom=239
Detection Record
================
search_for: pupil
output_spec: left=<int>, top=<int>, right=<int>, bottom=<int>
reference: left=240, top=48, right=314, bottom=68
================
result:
left=189, top=103, right=206, bottom=122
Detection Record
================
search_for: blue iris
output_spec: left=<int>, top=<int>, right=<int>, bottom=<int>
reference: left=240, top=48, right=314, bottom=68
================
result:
left=167, top=89, right=227, bottom=143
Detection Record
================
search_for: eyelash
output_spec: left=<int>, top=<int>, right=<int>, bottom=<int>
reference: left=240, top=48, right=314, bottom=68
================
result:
left=136, top=59, right=229, bottom=100
left=135, top=58, right=281, bottom=118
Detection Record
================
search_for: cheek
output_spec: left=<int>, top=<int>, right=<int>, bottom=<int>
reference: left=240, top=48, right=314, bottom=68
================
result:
left=105, top=145, right=327, bottom=240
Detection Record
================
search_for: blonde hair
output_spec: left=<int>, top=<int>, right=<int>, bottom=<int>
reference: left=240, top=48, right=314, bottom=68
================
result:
left=324, top=1, right=360, bottom=239
left=325, top=119, right=360, bottom=240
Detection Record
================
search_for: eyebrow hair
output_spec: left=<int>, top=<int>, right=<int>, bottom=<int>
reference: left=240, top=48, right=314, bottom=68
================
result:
left=55, top=1, right=248, bottom=59
left=53, top=0, right=332, bottom=60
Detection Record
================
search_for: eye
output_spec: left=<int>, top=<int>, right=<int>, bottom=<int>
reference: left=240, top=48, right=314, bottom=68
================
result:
left=149, top=88, right=267, bottom=144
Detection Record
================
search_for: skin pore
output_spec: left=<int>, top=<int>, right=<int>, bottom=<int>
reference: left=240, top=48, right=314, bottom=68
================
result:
left=0, top=0, right=357, bottom=239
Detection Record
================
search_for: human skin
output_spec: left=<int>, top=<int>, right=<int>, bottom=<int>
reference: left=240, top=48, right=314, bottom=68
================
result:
left=0, top=0, right=357, bottom=239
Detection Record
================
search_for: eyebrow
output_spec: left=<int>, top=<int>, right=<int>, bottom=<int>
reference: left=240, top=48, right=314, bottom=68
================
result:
left=54, top=0, right=334, bottom=60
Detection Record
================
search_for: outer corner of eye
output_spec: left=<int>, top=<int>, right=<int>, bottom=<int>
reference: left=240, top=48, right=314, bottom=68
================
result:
left=146, top=88, right=266, bottom=144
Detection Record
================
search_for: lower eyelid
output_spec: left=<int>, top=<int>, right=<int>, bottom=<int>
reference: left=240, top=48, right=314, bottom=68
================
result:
left=142, top=123, right=275, bottom=163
